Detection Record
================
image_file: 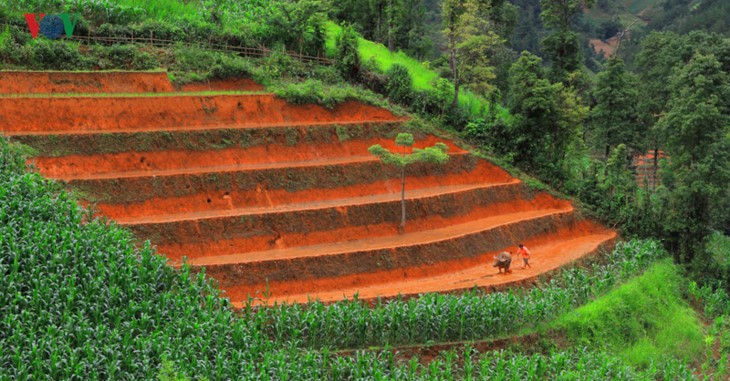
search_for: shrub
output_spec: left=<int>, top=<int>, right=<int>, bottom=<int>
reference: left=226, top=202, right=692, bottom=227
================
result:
left=335, top=24, right=359, bottom=81
left=210, top=54, right=253, bottom=80
left=385, top=63, right=413, bottom=104
left=27, top=39, right=91, bottom=70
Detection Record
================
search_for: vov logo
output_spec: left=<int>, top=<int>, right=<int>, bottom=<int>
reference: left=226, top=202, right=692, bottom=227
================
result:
left=24, top=14, right=80, bottom=40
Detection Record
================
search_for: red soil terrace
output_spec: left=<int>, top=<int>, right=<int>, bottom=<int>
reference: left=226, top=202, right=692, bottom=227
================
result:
left=4, top=71, right=617, bottom=306
left=0, top=71, right=263, bottom=94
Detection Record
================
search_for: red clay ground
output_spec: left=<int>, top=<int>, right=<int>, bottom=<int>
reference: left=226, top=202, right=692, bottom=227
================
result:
left=30, top=135, right=463, bottom=179
left=233, top=223, right=617, bottom=306
left=0, top=71, right=174, bottom=94
left=0, top=95, right=402, bottom=135
left=0, top=71, right=263, bottom=94
left=4, top=72, right=616, bottom=307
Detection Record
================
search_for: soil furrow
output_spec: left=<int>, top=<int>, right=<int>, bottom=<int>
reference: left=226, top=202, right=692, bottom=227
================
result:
left=31, top=135, right=463, bottom=179
left=233, top=229, right=617, bottom=306
left=189, top=207, right=574, bottom=267
left=0, top=95, right=402, bottom=134
left=130, top=182, right=560, bottom=259
left=0, top=71, right=174, bottom=94
left=118, top=181, right=522, bottom=225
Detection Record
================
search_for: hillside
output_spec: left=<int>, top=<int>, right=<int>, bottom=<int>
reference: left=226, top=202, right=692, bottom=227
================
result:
left=0, top=0, right=728, bottom=379
left=3, top=71, right=614, bottom=307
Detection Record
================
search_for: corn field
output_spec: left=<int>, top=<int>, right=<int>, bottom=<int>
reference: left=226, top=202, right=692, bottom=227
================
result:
left=0, top=137, right=700, bottom=379
left=249, top=239, right=668, bottom=349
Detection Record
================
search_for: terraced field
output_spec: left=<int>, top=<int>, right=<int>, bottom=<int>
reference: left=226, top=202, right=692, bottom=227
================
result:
left=2, top=71, right=617, bottom=306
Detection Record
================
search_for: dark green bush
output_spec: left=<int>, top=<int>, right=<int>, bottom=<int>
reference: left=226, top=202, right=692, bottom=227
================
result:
left=385, top=63, right=413, bottom=104
left=335, top=24, right=360, bottom=81
left=210, top=54, right=253, bottom=80
left=27, top=39, right=91, bottom=70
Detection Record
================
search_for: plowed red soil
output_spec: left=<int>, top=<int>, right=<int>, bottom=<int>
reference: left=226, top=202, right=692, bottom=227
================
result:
left=4, top=72, right=616, bottom=307
left=0, top=71, right=265, bottom=94
left=136, top=187, right=566, bottom=260
left=0, top=71, right=174, bottom=94
left=231, top=222, right=617, bottom=306
left=0, top=95, right=402, bottom=134
left=88, top=159, right=512, bottom=219
left=31, top=135, right=463, bottom=179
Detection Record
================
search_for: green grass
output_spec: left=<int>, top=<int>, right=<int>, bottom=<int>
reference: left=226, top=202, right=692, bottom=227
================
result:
left=550, top=260, right=705, bottom=368
left=325, top=22, right=506, bottom=118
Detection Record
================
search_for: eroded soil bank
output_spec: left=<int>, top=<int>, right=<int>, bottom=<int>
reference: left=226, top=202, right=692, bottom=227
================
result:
left=0, top=71, right=174, bottom=94
left=0, top=95, right=402, bottom=134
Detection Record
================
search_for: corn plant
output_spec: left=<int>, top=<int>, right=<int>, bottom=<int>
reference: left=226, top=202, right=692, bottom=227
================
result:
left=0, top=137, right=703, bottom=380
left=250, top=240, right=669, bottom=349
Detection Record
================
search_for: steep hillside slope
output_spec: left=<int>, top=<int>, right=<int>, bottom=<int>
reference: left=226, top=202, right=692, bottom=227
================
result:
left=3, top=71, right=616, bottom=306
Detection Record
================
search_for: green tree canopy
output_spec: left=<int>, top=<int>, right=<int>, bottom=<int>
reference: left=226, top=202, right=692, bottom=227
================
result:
left=369, top=133, right=449, bottom=232
left=658, top=52, right=730, bottom=264
left=591, top=56, right=643, bottom=158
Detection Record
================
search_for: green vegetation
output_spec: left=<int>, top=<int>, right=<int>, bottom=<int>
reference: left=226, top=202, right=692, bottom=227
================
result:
left=551, top=260, right=704, bottom=367
left=368, top=133, right=449, bottom=232
left=325, top=21, right=499, bottom=120
left=1, top=0, right=729, bottom=378
left=271, top=78, right=387, bottom=109
left=1, top=135, right=707, bottom=379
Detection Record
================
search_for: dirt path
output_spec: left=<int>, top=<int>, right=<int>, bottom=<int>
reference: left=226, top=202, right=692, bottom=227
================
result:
left=190, top=207, right=574, bottom=267
left=118, top=181, right=521, bottom=224
left=31, top=135, right=464, bottom=178
left=234, top=231, right=616, bottom=306
left=0, top=95, right=403, bottom=134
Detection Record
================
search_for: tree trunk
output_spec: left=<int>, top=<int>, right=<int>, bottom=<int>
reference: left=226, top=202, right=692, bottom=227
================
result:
left=399, top=165, right=406, bottom=234
left=387, top=0, right=394, bottom=51
left=450, top=49, right=459, bottom=109
left=652, top=147, right=659, bottom=190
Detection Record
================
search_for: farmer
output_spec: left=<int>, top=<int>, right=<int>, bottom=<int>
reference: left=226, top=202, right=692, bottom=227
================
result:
left=517, top=243, right=531, bottom=269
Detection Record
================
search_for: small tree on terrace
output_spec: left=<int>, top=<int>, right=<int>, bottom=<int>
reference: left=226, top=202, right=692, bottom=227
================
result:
left=369, top=133, right=449, bottom=234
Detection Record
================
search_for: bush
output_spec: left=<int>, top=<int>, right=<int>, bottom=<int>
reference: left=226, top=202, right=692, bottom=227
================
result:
left=335, top=24, right=359, bottom=81
left=385, top=63, right=413, bottom=104
left=27, top=39, right=91, bottom=70
left=272, top=79, right=386, bottom=109
left=210, top=54, right=253, bottom=80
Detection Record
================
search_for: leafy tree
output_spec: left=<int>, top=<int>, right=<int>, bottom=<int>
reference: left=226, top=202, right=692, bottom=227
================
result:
left=591, top=56, right=642, bottom=158
left=385, top=63, right=413, bottom=104
left=265, top=0, right=327, bottom=56
left=658, top=52, right=730, bottom=265
left=442, top=0, right=501, bottom=108
left=368, top=133, right=449, bottom=233
left=539, top=0, right=595, bottom=82
left=507, top=51, right=587, bottom=180
left=335, top=24, right=360, bottom=81
left=600, top=144, right=640, bottom=230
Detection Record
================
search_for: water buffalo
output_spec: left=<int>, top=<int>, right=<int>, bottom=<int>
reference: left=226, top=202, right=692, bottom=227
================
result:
left=493, top=251, right=512, bottom=274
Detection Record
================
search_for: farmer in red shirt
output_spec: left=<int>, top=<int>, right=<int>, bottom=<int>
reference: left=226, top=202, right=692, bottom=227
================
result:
left=517, top=243, right=531, bottom=269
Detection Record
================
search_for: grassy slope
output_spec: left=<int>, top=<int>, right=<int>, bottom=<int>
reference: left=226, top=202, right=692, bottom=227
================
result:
left=325, top=22, right=507, bottom=118
left=549, top=259, right=705, bottom=368
left=584, top=0, right=660, bottom=27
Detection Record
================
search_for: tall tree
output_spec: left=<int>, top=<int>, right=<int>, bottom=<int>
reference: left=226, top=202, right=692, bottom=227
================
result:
left=369, top=134, right=450, bottom=233
left=591, top=56, right=642, bottom=158
left=442, top=0, right=501, bottom=108
left=539, top=0, right=595, bottom=82
left=658, top=52, right=730, bottom=265
left=507, top=51, right=587, bottom=179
